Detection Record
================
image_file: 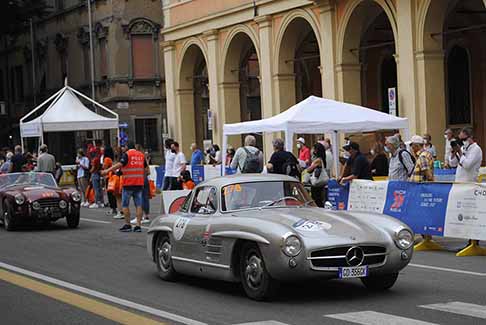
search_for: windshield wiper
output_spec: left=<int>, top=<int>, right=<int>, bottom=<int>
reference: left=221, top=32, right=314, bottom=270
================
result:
left=263, top=196, right=300, bottom=208
left=302, top=199, right=315, bottom=207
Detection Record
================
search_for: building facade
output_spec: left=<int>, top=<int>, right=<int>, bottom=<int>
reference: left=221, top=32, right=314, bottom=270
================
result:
left=162, top=0, right=486, bottom=161
left=0, top=0, right=166, bottom=162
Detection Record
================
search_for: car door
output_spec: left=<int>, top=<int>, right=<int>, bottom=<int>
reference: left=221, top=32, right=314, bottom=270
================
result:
left=178, top=186, right=217, bottom=261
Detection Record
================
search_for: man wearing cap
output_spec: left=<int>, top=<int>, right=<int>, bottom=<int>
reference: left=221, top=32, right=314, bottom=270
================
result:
left=296, top=137, right=311, bottom=167
left=409, top=135, right=434, bottom=182
left=385, top=135, right=416, bottom=181
left=339, top=142, right=372, bottom=184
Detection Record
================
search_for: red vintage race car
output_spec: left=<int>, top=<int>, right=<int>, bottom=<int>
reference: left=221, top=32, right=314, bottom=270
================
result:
left=0, top=172, right=81, bottom=231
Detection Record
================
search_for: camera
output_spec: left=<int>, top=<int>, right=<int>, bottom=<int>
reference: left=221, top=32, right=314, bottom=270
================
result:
left=450, top=140, right=463, bottom=148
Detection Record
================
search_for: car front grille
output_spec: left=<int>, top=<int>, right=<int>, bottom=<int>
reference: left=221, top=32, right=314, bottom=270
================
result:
left=308, top=245, right=387, bottom=270
left=36, top=198, right=60, bottom=209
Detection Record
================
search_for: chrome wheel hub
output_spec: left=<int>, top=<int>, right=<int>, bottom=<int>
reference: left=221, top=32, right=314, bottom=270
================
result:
left=158, top=241, right=172, bottom=272
left=245, top=255, right=263, bottom=290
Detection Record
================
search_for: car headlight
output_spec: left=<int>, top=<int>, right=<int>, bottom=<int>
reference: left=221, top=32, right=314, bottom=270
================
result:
left=395, top=229, right=414, bottom=250
left=71, top=191, right=81, bottom=202
left=282, top=235, right=302, bottom=257
left=15, top=194, right=25, bottom=205
left=32, top=201, right=41, bottom=210
left=59, top=200, right=68, bottom=209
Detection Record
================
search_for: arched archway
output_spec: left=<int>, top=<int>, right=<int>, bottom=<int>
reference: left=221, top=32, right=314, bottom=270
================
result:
left=178, top=42, right=210, bottom=150
left=221, top=30, right=262, bottom=147
left=338, top=0, right=398, bottom=112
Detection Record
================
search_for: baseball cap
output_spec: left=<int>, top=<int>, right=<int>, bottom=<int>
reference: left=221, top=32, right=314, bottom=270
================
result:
left=410, top=135, right=425, bottom=145
left=297, top=137, right=305, bottom=144
left=343, top=142, right=360, bottom=151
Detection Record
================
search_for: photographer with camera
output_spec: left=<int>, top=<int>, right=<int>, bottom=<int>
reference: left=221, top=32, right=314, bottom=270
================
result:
left=455, top=127, right=483, bottom=183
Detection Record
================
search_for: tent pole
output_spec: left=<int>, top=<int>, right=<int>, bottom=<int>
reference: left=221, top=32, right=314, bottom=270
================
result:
left=222, top=134, right=228, bottom=176
left=69, top=86, right=118, bottom=119
left=331, top=131, right=339, bottom=178
left=285, top=129, right=293, bottom=153
left=20, top=87, right=64, bottom=124
left=20, top=137, right=25, bottom=153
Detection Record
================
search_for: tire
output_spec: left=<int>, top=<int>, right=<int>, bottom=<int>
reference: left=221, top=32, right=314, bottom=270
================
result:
left=361, top=273, right=399, bottom=291
left=66, top=210, right=80, bottom=229
left=239, top=242, right=279, bottom=301
left=3, top=201, right=15, bottom=231
left=155, top=234, right=177, bottom=281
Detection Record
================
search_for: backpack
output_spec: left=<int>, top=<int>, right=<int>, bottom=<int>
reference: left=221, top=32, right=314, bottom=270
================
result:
left=281, top=154, right=301, bottom=179
left=398, top=149, right=416, bottom=177
left=241, top=147, right=262, bottom=173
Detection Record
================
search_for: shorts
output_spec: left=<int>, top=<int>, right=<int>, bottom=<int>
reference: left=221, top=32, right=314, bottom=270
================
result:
left=122, top=187, right=143, bottom=208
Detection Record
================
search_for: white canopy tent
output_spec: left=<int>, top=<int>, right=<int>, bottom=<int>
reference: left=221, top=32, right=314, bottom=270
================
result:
left=20, top=84, right=119, bottom=151
left=222, top=95, right=410, bottom=176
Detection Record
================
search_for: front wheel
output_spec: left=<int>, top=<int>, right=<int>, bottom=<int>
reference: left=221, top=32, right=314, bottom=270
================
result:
left=66, top=210, right=80, bottom=229
left=3, top=201, right=15, bottom=231
left=239, top=242, right=279, bottom=301
left=155, top=234, right=177, bottom=281
left=361, top=273, right=399, bottom=291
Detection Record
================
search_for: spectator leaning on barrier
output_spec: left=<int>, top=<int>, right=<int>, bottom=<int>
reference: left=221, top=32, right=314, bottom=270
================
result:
left=444, top=128, right=456, bottom=168
left=231, top=135, right=263, bottom=173
left=339, top=142, right=372, bottom=184
left=455, top=127, right=483, bottom=183
left=190, top=143, right=204, bottom=166
left=409, top=135, right=434, bottom=182
left=266, top=138, right=300, bottom=178
left=385, top=135, right=415, bottom=181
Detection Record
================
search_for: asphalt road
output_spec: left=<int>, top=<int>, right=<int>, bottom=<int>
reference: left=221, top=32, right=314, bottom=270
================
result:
left=0, top=198, right=485, bottom=325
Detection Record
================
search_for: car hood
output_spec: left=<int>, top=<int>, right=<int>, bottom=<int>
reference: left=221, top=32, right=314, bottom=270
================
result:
left=232, top=207, right=390, bottom=242
left=8, top=185, right=63, bottom=201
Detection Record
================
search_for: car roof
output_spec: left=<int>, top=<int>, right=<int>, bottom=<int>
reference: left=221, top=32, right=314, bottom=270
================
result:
left=197, top=173, right=300, bottom=188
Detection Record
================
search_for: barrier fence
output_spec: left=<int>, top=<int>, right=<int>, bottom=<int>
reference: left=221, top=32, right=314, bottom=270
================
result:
left=328, top=179, right=486, bottom=256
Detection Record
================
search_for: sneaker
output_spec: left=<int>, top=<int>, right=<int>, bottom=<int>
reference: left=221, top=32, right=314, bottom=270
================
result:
left=88, top=203, right=100, bottom=209
left=105, top=209, right=116, bottom=216
left=82, top=202, right=90, bottom=207
left=113, top=212, right=124, bottom=219
left=130, top=218, right=137, bottom=225
left=133, top=226, right=142, bottom=233
left=141, top=217, right=151, bottom=224
left=119, top=224, right=132, bottom=232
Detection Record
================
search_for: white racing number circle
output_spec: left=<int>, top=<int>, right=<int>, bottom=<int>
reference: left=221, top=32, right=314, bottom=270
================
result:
left=293, top=219, right=332, bottom=232
left=173, top=217, right=190, bottom=241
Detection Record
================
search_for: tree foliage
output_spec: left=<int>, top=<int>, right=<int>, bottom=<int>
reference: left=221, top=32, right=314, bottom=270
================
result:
left=0, top=0, right=50, bottom=35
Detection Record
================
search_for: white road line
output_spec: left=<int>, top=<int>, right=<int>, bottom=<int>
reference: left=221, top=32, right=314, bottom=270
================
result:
left=409, top=263, right=486, bottom=277
left=419, top=302, right=486, bottom=319
left=0, top=261, right=207, bottom=325
left=237, top=320, right=289, bottom=325
left=325, top=311, right=438, bottom=325
left=80, top=218, right=112, bottom=224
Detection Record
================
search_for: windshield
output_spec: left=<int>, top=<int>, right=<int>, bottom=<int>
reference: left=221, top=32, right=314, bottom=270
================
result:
left=0, top=172, right=57, bottom=189
left=221, top=181, right=315, bottom=212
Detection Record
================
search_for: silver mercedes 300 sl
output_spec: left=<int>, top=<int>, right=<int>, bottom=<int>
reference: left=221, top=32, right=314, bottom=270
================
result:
left=147, top=174, right=414, bottom=300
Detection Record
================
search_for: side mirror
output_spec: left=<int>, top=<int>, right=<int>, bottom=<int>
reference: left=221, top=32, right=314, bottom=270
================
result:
left=324, top=201, right=334, bottom=210
left=198, top=206, right=215, bottom=214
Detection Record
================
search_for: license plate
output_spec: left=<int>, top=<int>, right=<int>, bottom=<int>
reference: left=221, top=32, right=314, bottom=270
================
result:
left=338, top=265, right=368, bottom=279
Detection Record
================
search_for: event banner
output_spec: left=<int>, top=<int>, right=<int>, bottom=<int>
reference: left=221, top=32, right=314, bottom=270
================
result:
left=329, top=180, right=486, bottom=239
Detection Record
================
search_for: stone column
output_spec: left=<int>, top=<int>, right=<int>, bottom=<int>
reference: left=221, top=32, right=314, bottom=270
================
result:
left=255, top=15, right=276, bottom=158
left=316, top=0, right=337, bottom=99
left=162, top=41, right=178, bottom=139
left=175, top=88, right=196, bottom=155
left=336, top=63, right=361, bottom=104
left=219, top=82, right=242, bottom=147
left=203, top=29, right=222, bottom=144
left=273, top=73, right=296, bottom=114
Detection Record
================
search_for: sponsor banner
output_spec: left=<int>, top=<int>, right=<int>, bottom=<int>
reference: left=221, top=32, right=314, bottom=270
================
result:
left=191, top=165, right=204, bottom=184
left=327, top=180, right=349, bottom=210
left=348, top=180, right=387, bottom=213
left=445, top=183, right=486, bottom=240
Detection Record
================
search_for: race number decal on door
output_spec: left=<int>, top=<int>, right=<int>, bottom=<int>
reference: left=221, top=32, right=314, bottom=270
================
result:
left=173, top=217, right=190, bottom=241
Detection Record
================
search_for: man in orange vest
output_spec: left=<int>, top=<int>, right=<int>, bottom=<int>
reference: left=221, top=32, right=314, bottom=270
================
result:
left=102, top=142, right=147, bottom=232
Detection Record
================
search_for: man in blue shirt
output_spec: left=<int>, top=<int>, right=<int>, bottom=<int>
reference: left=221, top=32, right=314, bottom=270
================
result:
left=190, top=143, right=204, bottom=166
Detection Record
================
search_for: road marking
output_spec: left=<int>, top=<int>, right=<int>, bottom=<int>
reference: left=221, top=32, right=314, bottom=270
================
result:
left=420, top=302, right=486, bottom=319
left=0, top=268, right=163, bottom=325
left=0, top=261, right=207, bottom=325
left=325, top=311, right=438, bottom=325
left=409, top=263, right=486, bottom=277
left=233, top=321, right=290, bottom=325
left=80, top=218, right=112, bottom=224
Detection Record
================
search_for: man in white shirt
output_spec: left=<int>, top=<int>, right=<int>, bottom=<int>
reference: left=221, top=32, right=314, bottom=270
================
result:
left=171, top=141, right=186, bottom=190
left=455, top=127, right=483, bottom=182
left=444, top=128, right=457, bottom=168
left=163, top=138, right=177, bottom=190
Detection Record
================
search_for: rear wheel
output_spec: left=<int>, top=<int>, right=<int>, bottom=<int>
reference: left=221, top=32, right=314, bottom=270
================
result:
left=155, top=234, right=177, bottom=281
left=239, top=242, right=279, bottom=301
left=3, top=201, right=15, bottom=231
left=361, top=273, right=399, bottom=291
left=66, top=210, right=80, bottom=229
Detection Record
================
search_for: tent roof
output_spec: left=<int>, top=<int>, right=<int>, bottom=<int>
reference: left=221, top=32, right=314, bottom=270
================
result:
left=223, top=96, right=409, bottom=135
left=20, top=87, right=118, bottom=136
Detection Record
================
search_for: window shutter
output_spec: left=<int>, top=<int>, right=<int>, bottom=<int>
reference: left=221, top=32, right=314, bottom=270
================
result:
left=132, top=35, right=154, bottom=78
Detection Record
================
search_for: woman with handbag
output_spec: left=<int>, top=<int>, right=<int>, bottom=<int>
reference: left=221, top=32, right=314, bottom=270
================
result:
left=305, top=142, right=329, bottom=207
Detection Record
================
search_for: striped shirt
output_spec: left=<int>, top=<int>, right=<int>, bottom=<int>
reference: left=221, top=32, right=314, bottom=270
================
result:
left=388, top=149, right=415, bottom=181
left=409, top=149, right=434, bottom=182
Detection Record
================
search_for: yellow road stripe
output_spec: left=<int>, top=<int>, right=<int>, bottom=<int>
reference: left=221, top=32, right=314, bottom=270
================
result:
left=0, top=269, right=165, bottom=325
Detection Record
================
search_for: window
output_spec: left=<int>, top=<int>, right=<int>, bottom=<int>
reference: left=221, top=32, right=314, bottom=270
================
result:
left=135, top=118, right=158, bottom=151
left=132, top=35, right=154, bottom=78
left=447, top=46, right=471, bottom=125
left=190, top=187, right=217, bottom=214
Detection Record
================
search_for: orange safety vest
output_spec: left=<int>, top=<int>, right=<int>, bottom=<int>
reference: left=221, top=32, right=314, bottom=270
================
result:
left=121, top=149, right=145, bottom=187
